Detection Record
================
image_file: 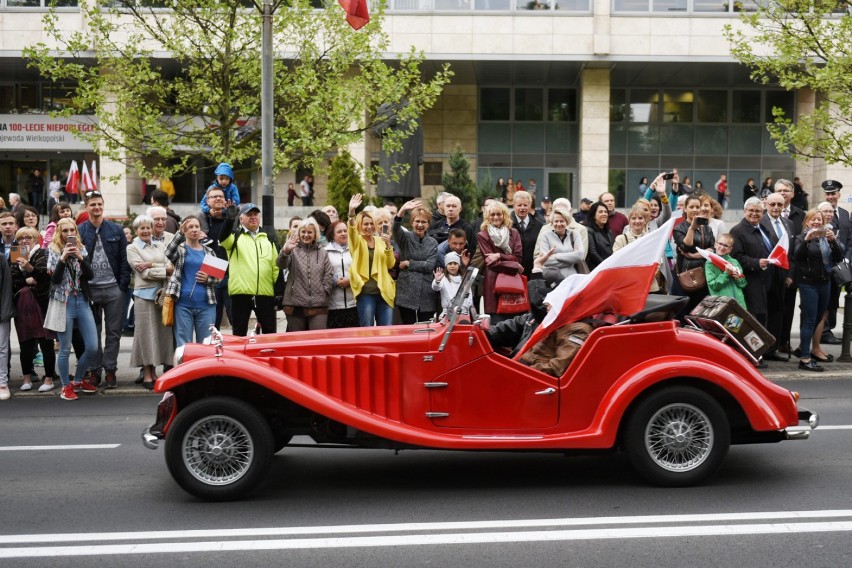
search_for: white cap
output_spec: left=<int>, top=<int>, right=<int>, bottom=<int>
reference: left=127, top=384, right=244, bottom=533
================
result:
left=444, top=252, right=461, bottom=266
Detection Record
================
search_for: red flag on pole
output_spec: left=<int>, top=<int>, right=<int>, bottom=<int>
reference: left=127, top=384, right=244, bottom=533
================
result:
left=66, top=160, right=80, bottom=197
left=339, top=0, right=369, bottom=30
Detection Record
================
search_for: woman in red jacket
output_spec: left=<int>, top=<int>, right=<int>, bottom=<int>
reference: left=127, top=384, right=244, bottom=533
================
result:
left=477, top=201, right=523, bottom=323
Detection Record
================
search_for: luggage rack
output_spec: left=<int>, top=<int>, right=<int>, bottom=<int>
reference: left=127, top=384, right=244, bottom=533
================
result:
left=684, top=315, right=761, bottom=366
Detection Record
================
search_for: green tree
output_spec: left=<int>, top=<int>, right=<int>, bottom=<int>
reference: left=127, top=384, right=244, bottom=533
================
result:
left=725, top=4, right=852, bottom=166
left=326, top=151, right=364, bottom=221
left=440, top=146, right=478, bottom=222
left=24, top=0, right=452, bottom=181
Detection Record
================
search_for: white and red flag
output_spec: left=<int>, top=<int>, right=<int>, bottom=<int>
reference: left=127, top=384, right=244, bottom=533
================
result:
left=89, top=161, right=99, bottom=191
left=81, top=161, right=94, bottom=192
left=697, top=248, right=741, bottom=277
left=515, top=211, right=682, bottom=359
left=338, top=0, right=369, bottom=30
left=766, top=228, right=790, bottom=270
left=200, top=254, right=228, bottom=280
left=65, top=160, right=80, bottom=196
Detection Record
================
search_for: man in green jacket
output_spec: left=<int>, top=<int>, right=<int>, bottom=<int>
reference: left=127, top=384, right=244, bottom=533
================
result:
left=218, top=203, right=280, bottom=336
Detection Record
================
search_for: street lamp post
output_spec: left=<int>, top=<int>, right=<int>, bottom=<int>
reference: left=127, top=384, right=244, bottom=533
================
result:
left=260, top=0, right=275, bottom=235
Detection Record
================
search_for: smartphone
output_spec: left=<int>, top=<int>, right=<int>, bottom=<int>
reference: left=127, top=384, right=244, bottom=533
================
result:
left=381, top=224, right=390, bottom=236
left=8, top=245, right=20, bottom=262
left=662, top=172, right=675, bottom=181
left=694, top=217, right=709, bottom=226
left=67, top=235, right=77, bottom=246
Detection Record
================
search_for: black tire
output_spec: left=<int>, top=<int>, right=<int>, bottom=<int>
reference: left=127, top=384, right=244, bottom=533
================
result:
left=164, top=396, right=274, bottom=501
left=624, top=386, right=730, bottom=487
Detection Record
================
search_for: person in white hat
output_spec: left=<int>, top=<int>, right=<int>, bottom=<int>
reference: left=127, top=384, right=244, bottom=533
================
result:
left=431, top=251, right=472, bottom=317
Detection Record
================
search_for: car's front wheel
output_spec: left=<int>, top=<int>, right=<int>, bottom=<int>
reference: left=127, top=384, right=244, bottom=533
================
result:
left=624, top=386, right=730, bottom=487
left=164, top=396, right=274, bottom=501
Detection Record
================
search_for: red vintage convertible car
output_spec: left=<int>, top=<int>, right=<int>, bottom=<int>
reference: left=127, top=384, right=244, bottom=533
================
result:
left=143, top=268, right=817, bottom=501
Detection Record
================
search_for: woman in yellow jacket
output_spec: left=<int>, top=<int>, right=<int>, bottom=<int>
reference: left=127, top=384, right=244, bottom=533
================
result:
left=347, top=194, right=396, bottom=326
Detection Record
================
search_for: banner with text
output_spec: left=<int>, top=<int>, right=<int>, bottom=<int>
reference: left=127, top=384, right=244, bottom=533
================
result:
left=0, top=115, right=97, bottom=151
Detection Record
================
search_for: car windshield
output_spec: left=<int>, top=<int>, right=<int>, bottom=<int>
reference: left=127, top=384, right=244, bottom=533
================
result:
left=438, top=267, right=478, bottom=352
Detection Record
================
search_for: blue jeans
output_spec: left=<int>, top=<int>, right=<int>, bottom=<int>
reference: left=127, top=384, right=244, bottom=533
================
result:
left=356, top=293, right=393, bottom=327
left=174, top=302, right=216, bottom=348
left=57, top=295, right=98, bottom=385
left=798, top=280, right=830, bottom=360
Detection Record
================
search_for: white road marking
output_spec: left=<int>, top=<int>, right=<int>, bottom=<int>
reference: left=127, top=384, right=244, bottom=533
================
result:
left=0, top=444, right=120, bottom=451
left=815, top=425, right=852, bottom=430
left=2, top=510, right=852, bottom=557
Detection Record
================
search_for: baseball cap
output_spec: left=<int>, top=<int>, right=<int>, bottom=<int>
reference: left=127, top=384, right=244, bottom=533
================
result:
left=541, top=196, right=552, bottom=202
left=239, top=203, right=260, bottom=215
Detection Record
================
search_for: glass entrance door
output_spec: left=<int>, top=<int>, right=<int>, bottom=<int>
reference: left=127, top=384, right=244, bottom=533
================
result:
left=545, top=169, right=575, bottom=204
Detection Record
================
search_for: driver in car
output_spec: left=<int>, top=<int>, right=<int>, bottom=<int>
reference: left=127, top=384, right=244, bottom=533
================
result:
left=487, top=248, right=594, bottom=378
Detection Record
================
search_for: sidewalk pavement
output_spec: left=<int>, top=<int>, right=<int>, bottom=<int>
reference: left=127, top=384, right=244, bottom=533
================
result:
left=4, top=312, right=851, bottom=399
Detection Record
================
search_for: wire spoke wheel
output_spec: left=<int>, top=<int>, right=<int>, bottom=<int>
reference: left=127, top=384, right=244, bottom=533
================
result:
left=625, top=387, right=730, bottom=487
left=645, top=403, right=713, bottom=472
left=165, top=397, right=274, bottom=501
left=182, top=415, right=255, bottom=485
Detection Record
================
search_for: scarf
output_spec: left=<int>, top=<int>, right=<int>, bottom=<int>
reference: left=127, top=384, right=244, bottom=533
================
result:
left=487, top=225, right=511, bottom=254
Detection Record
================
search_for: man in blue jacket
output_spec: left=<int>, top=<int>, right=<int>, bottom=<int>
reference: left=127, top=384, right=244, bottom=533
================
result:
left=77, top=190, right=131, bottom=389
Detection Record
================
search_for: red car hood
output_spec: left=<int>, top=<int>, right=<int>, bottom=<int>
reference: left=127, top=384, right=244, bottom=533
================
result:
left=213, top=323, right=442, bottom=358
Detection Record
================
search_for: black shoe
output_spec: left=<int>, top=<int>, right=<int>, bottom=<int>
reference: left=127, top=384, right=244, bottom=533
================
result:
left=142, top=380, right=154, bottom=390
left=763, top=352, right=788, bottom=362
left=793, top=347, right=802, bottom=358
left=134, top=368, right=144, bottom=384
left=798, top=360, right=824, bottom=372
left=822, top=333, right=842, bottom=345
left=812, top=353, right=834, bottom=363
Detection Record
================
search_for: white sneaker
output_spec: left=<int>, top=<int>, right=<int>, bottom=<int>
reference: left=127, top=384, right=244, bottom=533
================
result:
left=20, top=382, right=32, bottom=391
left=0, top=385, right=11, bottom=400
left=38, top=382, right=55, bottom=393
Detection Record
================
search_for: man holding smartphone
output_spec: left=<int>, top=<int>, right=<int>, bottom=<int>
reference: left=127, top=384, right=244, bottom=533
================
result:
left=76, top=190, right=131, bottom=389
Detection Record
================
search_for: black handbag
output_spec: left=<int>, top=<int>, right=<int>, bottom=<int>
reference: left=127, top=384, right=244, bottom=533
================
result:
left=831, top=258, right=852, bottom=287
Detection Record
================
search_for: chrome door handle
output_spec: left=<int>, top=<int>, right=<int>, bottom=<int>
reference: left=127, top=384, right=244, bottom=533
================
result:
left=259, top=349, right=276, bottom=354
left=535, top=387, right=556, bottom=395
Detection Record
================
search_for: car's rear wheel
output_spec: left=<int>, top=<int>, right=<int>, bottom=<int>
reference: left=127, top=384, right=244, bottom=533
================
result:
left=165, top=396, right=274, bottom=501
left=624, top=386, right=730, bottom=487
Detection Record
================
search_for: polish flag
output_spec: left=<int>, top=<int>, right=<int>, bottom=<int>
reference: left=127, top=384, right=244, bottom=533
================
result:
left=81, top=161, right=94, bottom=191
left=90, top=161, right=99, bottom=191
left=767, top=228, right=790, bottom=270
left=338, top=0, right=369, bottom=30
left=515, top=211, right=682, bottom=359
left=65, top=160, right=80, bottom=196
left=200, top=254, right=229, bottom=279
left=697, top=248, right=741, bottom=277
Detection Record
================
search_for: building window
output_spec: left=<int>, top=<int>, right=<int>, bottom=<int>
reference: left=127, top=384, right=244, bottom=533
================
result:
left=697, top=90, right=728, bottom=123
left=480, top=88, right=511, bottom=121
left=548, top=89, right=577, bottom=122
left=424, top=161, right=443, bottom=185
left=514, top=88, right=544, bottom=121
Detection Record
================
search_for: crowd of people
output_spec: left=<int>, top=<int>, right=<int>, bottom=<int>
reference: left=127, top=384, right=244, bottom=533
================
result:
left=0, top=163, right=846, bottom=400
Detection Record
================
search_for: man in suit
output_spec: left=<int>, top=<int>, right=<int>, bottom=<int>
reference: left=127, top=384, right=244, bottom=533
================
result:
left=731, top=197, right=776, bottom=335
left=776, top=178, right=806, bottom=354
left=760, top=192, right=794, bottom=360
left=821, top=180, right=850, bottom=344
left=511, top=191, right=544, bottom=276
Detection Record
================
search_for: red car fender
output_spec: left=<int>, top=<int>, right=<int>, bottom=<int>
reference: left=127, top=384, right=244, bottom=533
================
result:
left=583, top=355, right=794, bottom=447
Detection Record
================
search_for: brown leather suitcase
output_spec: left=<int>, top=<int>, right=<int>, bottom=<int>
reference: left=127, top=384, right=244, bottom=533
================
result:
left=686, top=295, right=776, bottom=362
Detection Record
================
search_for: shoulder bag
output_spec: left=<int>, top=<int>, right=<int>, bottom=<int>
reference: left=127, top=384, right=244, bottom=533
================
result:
left=44, top=296, right=67, bottom=333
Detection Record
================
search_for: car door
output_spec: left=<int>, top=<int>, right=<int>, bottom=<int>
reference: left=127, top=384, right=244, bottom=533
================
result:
left=427, top=352, right=559, bottom=430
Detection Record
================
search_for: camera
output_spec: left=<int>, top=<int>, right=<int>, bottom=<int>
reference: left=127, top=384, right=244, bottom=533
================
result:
left=694, top=217, right=709, bottom=226
left=662, top=172, right=675, bottom=181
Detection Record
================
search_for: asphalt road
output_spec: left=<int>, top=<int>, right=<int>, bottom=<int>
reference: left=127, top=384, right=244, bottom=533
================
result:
left=1, top=377, right=851, bottom=567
